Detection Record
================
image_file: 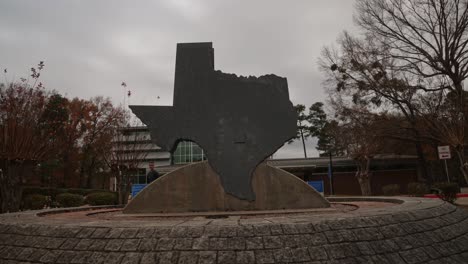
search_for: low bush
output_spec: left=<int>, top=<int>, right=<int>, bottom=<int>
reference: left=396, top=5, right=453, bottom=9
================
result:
left=87, top=189, right=115, bottom=195
left=22, top=187, right=116, bottom=207
left=407, top=182, right=429, bottom=197
left=67, top=188, right=113, bottom=196
left=382, top=184, right=400, bottom=196
left=432, top=182, right=459, bottom=203
left=56, top=193, right=84, bottom=208
left=66, top=188, right=92, bottom=196
left=86, top=192, right=118, bottom=206
left=22, top=187, right=68, bottom=200
left=22, top=194, right=48, bottom=210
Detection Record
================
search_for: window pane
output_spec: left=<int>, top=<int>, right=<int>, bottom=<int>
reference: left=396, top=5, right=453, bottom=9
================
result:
left=193, top=147, right=201, bottom=155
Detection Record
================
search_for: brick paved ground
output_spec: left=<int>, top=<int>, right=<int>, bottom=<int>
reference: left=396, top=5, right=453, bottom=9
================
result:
left=0, top=197, right=467, bottom=263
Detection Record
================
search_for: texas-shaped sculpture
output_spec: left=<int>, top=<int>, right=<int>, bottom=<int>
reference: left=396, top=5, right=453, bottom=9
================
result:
left=130, top=42, right=297, bottom=201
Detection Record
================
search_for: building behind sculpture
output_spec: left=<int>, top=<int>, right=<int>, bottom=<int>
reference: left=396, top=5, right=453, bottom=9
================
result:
left=172, top=141, right=207, bottom=164
left=111, top=126, right=205, bottom=185
left=117, top=127, right=419, bottom=195
left=21, top=124, right=420, bottom=194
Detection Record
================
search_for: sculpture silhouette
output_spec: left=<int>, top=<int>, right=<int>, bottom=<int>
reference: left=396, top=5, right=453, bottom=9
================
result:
left=130, top=42, right=296, bottom=201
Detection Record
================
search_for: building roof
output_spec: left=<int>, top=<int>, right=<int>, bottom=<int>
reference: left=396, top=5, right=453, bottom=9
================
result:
left=155, top=155, right=419, bottom=174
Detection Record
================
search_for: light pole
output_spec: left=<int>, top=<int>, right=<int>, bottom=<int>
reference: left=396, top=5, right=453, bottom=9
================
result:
left=329, top=151, right=334, bottom=196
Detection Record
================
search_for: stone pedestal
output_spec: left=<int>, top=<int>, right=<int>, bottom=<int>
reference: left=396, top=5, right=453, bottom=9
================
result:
left=123, top=161, right=329, bottom=214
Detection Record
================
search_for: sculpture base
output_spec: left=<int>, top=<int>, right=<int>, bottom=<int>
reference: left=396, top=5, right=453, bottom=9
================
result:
left=123, top=161, right=329, bottom=214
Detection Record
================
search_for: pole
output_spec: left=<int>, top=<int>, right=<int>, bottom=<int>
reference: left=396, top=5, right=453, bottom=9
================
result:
left=329, top=152, right=334, bottom=196
left=300, top=128, right=307, bottom=158
left=444, top=160, right=450, bottom=183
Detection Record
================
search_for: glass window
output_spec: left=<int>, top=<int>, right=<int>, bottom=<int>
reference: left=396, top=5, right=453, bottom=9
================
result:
left=173, top=141, right=206, bottom=164
left=193, top=147, right=201, bottom=155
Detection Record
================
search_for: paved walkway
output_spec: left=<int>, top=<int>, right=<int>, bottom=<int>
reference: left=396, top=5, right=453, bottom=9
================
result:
left=456, top=197, right=468, bottom=206
left=0, top=197, right=467, bottom=263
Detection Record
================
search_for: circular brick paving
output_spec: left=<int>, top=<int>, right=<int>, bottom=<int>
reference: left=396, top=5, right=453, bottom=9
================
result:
left=0, top=197, right=467, bottom=263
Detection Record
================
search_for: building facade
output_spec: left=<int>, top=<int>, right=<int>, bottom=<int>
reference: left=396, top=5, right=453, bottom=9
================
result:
left=114, top=126, right=206, bottom=185
left=117, top=127, right=420, bottom=195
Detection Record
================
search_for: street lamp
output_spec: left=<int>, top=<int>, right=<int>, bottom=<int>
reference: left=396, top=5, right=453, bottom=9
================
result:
left=328, top=151, right=334, bottom=196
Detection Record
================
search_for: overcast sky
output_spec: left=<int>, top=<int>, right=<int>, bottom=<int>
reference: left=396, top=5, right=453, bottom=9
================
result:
left=0, top=0, right=357, bottom=158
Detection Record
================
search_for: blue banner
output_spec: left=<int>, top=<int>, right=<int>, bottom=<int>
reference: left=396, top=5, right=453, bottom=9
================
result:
left=307, top=181, right=324, bottom=193
left=131, top=184, right=148, bottom=197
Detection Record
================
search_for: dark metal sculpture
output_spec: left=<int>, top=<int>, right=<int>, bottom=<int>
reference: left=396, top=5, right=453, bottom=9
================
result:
left=130, top=42, right=296, bottom=201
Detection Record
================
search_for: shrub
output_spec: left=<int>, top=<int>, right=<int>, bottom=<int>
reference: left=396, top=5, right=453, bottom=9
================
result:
left=56, top=193, right=84, bottom=208
left=22, top=194, right=48, bottom=210
left=86, top=192, right=118, bottom=206
left=22, top=187, right=68, bottom=200
left=432, top=182, right=459, bottom=203
left=407, top=182, right=429, bottom=197
left=382, top=184, right=400, bottom=196
left=67, top=188, right=113, bottom=196
left=87, top=189, right=115, bottom=195
left=66, top=188, right=91, bottom=196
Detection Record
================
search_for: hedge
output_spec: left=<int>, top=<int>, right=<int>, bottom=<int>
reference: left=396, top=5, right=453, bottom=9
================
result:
left=407, top=182, right=429, bottom=197
left=432, top=182, right=459, bottom=204
left=22, top=187, right=68, bottom=200
left=21, top=187, right=117, bottom=210
left=22, top=194, right=48, bottom=210
left=382, top=184, right=400, bottom=196
left=86, top=192, right=118, bottom=206
left=23, top=187, right=113, bottom=199
left=56, top=193, right=84, bottom=208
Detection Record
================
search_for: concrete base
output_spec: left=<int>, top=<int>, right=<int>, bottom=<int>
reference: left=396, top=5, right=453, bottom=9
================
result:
left=1, top=197, right=467, bottom=263
left=123, top=161, right=329, bottom=214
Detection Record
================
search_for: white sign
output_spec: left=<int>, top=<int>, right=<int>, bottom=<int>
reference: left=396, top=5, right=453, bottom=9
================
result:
left=438, top=146, right=451, bottom=160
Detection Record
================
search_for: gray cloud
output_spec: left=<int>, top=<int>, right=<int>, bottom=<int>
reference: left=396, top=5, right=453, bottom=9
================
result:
left=0, top=0, right=357, bottom=158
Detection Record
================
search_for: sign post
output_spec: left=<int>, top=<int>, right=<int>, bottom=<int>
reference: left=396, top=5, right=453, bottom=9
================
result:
left=437, top=146, right=451, bottom=182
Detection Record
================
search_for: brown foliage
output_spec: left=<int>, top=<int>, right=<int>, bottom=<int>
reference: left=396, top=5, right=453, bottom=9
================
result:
left=0, top=64, right=127, bottom=212
left=0, top=81, right=62, bottom=212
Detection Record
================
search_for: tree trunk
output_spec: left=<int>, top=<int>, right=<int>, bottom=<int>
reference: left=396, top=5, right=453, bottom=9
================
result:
left=356, top=173, right=372, bottom=196
left=0, top=160, right=24, bottom=213
left=62, top=151, right=73, bottom=188
left=300, top=128, right=307, bottom=158
left=453, top=80, right=467, bottom=184
left=413, top=132, right=431, bottom=183
left=455, top=148, right=468, bottom=185
left=116, top=169, right=131, bottom=205
left=85, top=157, right=97, bottom=189
left=355, top=158, right=372, bottom=196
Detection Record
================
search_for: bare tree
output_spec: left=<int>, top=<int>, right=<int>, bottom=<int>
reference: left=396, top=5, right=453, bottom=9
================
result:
left=356, top=0, right=468, bottom=94
left=331, top=100, right=384, bottom=196
left=319, top=32, right=446, bottom=181
left=79, top=97, right=124, bottom=188
left=101, top=110, right=150, bottom=205
left=356, top=0, right=468, bottom=182
left=420, top=90, right=468, bottom=183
